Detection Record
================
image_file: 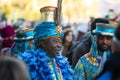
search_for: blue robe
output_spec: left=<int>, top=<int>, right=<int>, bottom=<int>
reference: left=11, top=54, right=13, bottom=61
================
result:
left=73, top=53, right=101, bottom=80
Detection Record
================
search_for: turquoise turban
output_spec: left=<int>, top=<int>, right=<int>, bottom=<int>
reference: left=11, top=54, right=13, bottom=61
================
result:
left=14, top=28, right=34, bottom=41
left=34, top=22, right=64, bottom=43
left=94, top=23, right=116, bottom=36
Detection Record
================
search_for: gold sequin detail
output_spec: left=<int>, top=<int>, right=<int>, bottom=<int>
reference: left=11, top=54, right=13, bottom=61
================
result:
left=85, top=54, right=100, bottom=66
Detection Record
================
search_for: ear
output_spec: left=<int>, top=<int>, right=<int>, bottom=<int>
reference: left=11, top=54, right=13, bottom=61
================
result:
left=38, top=38, right=49, bottom=49
left=40, top=40, right=46, bottom=48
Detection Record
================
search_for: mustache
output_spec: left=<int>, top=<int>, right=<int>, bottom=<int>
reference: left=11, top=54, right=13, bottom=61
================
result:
left=101, top=43, right=111, bottom=48
left=102, top=43, right=108, bottom=46
left=55, top=47, right=62, bottom=51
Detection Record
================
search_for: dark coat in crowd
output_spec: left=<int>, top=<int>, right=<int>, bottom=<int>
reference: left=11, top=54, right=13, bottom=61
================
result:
left=68, top=31, right=93, bottom=68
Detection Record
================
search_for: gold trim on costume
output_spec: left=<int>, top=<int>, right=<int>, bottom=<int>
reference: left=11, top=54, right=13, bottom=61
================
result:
left=40, top=6, right=56, bottom=12
left=16, top=28, right=34, bottom=35
left=38, top=36, right=62, bottom=41
left=56, top=25, right=63, bottom=34
left=85, top=54, right=100, bottom=66
left=40, top=6, right=57, bottom=22
left=41, top=12, right=55, bottom=22
left=96, top=23, right=115, bottom=28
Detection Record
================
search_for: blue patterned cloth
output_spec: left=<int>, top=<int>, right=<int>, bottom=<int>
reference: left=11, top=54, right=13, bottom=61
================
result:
left=73, top=23, right=116, bottom=80
left=73, top=36, right=111, bottom=80
left=94, top=23, right=116, bottom=36
left=18, top=48, right=74, bottom=80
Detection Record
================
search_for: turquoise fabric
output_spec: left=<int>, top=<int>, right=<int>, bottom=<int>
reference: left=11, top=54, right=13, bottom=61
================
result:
left=34, top=22, right=63, bottom=44
left=94, top=23, right=116, bottom=36
left=11, top=30, right=34, bottom=56
left=15, top=30, right=34, bottom=39
left=96, top=26, right=115, bottom=35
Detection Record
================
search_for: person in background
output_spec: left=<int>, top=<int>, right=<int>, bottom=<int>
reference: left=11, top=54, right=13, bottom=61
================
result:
left=73, top=23, right=116, bottom=80
left=10, top=18, right=34, bottom=57
left=0, top=56, right=30, bottom=80
left=0, top=17, right=15, bottom=56
left=18, top=6, right=73, bottom=80
left=95, top=24, right=120, bottom=80
left=69, top=18, right=109, bottom=68
left=62, top=29, right=74, bottom=65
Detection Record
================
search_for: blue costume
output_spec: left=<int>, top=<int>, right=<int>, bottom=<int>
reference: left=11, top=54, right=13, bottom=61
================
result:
left=18, top=48, right=73, bottom=80
left=73, top=23, right=116, bottom=80
left=18, top=6, right=73, bottom=80
left=10, top=28, right=34, bottom=56
left=10, top=18, right=34, bottom=57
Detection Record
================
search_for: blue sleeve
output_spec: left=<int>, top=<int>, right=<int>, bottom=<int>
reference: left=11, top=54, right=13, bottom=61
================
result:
left=73, top=57, right=86, bottom=80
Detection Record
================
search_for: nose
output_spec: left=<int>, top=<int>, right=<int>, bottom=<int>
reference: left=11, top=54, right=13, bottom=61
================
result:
left=57, top=42, right=62, bottom=49
left=103, top=38, right=108, bottom=43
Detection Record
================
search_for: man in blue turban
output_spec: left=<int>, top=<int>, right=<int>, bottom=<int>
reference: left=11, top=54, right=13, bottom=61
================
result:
left=18, top=6, right=73, bottom=80
left=73, top=23, right=117, bottom=80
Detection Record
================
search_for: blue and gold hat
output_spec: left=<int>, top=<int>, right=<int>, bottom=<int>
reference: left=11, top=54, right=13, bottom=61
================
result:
left=34, top=6, right=63, bottom=43
left=94, top=23, right=117, bottom=36
left=40, top=6, right=57, bottom=22
left=13, top=19, right=34, bottom=41
left=14, top=28, right=34, bottom=41
left=34, top=22, right=63, bottom=43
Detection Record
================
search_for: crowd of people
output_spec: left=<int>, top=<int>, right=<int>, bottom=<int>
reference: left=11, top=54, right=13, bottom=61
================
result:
left=0, top=5, right=120, bottom=80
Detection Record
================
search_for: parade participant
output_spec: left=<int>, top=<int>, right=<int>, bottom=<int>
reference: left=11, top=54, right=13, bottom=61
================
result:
left=0, top=18, right=15, bottom=56
left=73, top=23, right=116, bottom=80
left=95, top=24, right=120, bottom=80
left=18, top=6, right=73, bottom=80
left=69, top=18, right=109, bottom=68
left=10, top=18, right=34, bottom=57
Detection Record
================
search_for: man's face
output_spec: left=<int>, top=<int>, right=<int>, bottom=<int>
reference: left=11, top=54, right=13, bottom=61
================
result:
left=97, top=35, right=113, bottom=51
left=43, top=37, right=62, bottom=57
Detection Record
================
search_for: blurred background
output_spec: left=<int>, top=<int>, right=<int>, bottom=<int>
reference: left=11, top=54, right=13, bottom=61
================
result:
left=0, top=0, right=120, bottom=24
left=0, top=0, right=120, bottom=39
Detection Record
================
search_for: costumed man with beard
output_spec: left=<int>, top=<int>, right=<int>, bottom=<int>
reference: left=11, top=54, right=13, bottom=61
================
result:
left=18, top=6, right=73, bottom=80
left=73, top=23, right=117, bottom=80
left=94, top=23, right=120, bottom=80
left=69, top=18, right=110, bottom=68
